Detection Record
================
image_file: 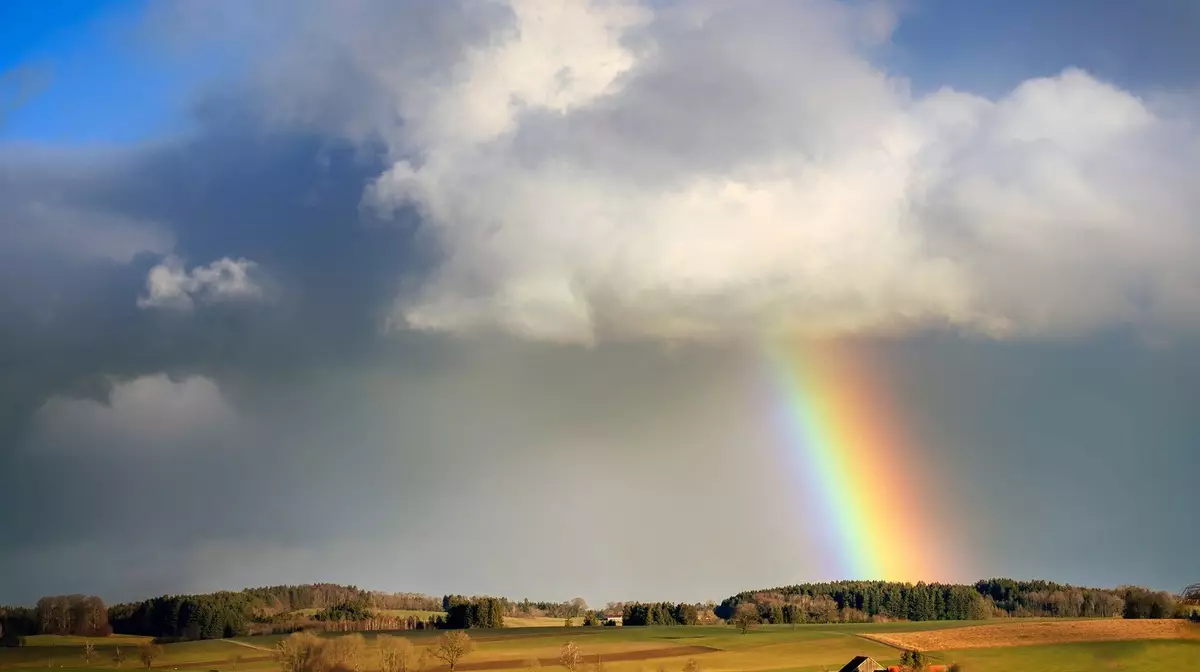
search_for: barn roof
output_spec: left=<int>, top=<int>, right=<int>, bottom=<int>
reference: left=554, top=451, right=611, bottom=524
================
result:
left=838, top=656, right=884, bottom=672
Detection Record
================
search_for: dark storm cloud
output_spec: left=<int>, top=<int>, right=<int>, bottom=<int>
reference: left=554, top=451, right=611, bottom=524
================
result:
left=0, top=123, right=421, bottom=416
left=0, top=109, right=446, bottom=586
left=2, top=0, right=1199, bottom=608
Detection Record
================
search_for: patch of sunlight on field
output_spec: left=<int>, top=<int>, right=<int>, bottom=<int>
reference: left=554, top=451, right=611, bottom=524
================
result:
left=940, top=639, right=1200, bottom=672
left=669, top=637, right=898, bottom=672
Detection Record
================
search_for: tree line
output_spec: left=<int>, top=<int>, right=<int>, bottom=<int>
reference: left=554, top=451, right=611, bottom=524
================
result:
left=241, top=584, right=442, bottom=614
left=109, top=592, right=252, bottom=640
left=0, top=595, right=112, bottom=645
left=621, top=602, right=700, bottom=626
left=1120, top=586, right=1181, bottom=619
left=442, top=596, right=505, bottom=629
left=974, top=579, right=1124, bottom=617
left=4, top=577, right=1195, bottom=646
left=718, top=578, right=1170, bottom=624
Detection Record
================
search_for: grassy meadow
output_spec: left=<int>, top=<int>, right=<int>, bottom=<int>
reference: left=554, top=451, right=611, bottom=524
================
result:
left=2, top=620, right=1198, bottom=672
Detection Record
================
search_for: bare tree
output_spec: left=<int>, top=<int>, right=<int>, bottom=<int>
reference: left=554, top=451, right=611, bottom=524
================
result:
left=523, top=659, right=542, bottom=672
left=682, top=659, right=699, bottom=672
left=138, top=643, right=163, bottom=670
left=733, top=603, right=760, bottom=635
left=275, top=631, right=326, bottom=672
left=431, top=631, right=473, bottom=672
left=416, top=648, right=435, bottom=672
left=322, top=633, right=366, bottom=672
left=112, top=646, right=126, bottom=668
left=377, top=634, right=416, bottom=672
left=559, top=642, right=582, bottom=672
left=82, top=642, right=96, bottom=666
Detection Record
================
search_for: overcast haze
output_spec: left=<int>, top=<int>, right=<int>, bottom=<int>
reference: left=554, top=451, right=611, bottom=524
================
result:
left=1, top=0, right=1198, bottom=606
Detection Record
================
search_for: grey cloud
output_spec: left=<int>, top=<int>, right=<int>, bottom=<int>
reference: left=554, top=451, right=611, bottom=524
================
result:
left=3, top=335, right=1198, bottom=604
left=138, top=256, right=264, bottom=310
left=30, top=374, right=237, bottom=454
left=1, top=201, right=171, bottom=264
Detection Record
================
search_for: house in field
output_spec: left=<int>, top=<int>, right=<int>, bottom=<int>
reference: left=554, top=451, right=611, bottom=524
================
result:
left=839, top=657, right=950, bottom=672
left=839, top=657, right=884, bottom=672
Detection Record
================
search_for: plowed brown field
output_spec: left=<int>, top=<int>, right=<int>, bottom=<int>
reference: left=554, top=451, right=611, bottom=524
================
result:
left=863, top=619, right=1200, bottom=651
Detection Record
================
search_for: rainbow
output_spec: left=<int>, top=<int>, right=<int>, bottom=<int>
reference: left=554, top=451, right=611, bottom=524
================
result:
left=765, top=338, right=950, bottom=583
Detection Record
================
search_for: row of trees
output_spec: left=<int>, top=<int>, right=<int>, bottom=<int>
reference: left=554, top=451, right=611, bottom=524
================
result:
left=311, top=601, right=374, bottom=622
left=1121, top=586, right=1180, bottom=619
left=6, top=577, right=1196, bottom=647
left=481, top=597, right=590, bottom=620
left=0, top=597, right=111, bottom=645
left=974, top=579, right=1124, bottom=617
left=109, top=592, right=252, bottom=640
left=443, top=597, right=505, bottom=629
left=718, top=581, right=995, bottom=623
left=719, top=579, right=1141, bottom=623
left=0, top=606, right=37, bottom=646
left=621, top=602, right=699, bottom=626
left=242, top=585, right=442, bottom=616
left=306, top=614, right=442, bottom=633
left=36, top=596, right=112, bottom=636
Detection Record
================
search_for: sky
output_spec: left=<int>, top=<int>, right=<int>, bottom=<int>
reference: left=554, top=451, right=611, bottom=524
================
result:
left=1, top=0, right=1198, bottom=607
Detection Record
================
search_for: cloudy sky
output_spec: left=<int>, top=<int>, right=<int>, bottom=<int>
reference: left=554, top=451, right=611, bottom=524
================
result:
left=1, top=0, right=1198, bottom=607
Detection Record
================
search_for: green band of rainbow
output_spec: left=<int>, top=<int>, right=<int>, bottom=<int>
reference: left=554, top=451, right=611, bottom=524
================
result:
left=766, top=338, right=948, bottom=582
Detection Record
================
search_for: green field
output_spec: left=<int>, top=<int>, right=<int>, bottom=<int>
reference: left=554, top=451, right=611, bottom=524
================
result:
left=2, top=621, right=1197, bottom=672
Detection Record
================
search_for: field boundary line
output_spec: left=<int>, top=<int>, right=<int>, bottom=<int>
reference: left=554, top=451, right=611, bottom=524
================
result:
left=221, top=639, right=275, bottom=652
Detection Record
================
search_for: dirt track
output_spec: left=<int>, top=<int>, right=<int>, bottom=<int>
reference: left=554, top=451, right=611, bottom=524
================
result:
left=221, top=639, right=274, bottom=652
left=863, top=619, right=1200, bottom=651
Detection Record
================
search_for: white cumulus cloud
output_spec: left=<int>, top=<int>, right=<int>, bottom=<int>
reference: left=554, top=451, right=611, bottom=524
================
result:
left=178, top=0, right=1200, bottom=343
left=138, top=255, right=264, bottom=310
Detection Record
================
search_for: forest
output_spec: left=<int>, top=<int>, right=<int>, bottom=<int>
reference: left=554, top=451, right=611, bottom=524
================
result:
left=716, top=579, right=1181, bottom=624
left=1, top=578, right=1193, bottom=646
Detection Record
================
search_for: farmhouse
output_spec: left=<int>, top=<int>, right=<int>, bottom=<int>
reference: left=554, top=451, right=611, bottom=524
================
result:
left=838, top=657, right=949, bottom=672
left=838, top=657, right=884, bottom=672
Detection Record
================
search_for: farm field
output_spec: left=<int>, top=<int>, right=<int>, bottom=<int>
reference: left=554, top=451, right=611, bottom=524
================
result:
left=863, top=617, right=1200, bottom=650
left=2, top=620, right=1198, bottom=672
